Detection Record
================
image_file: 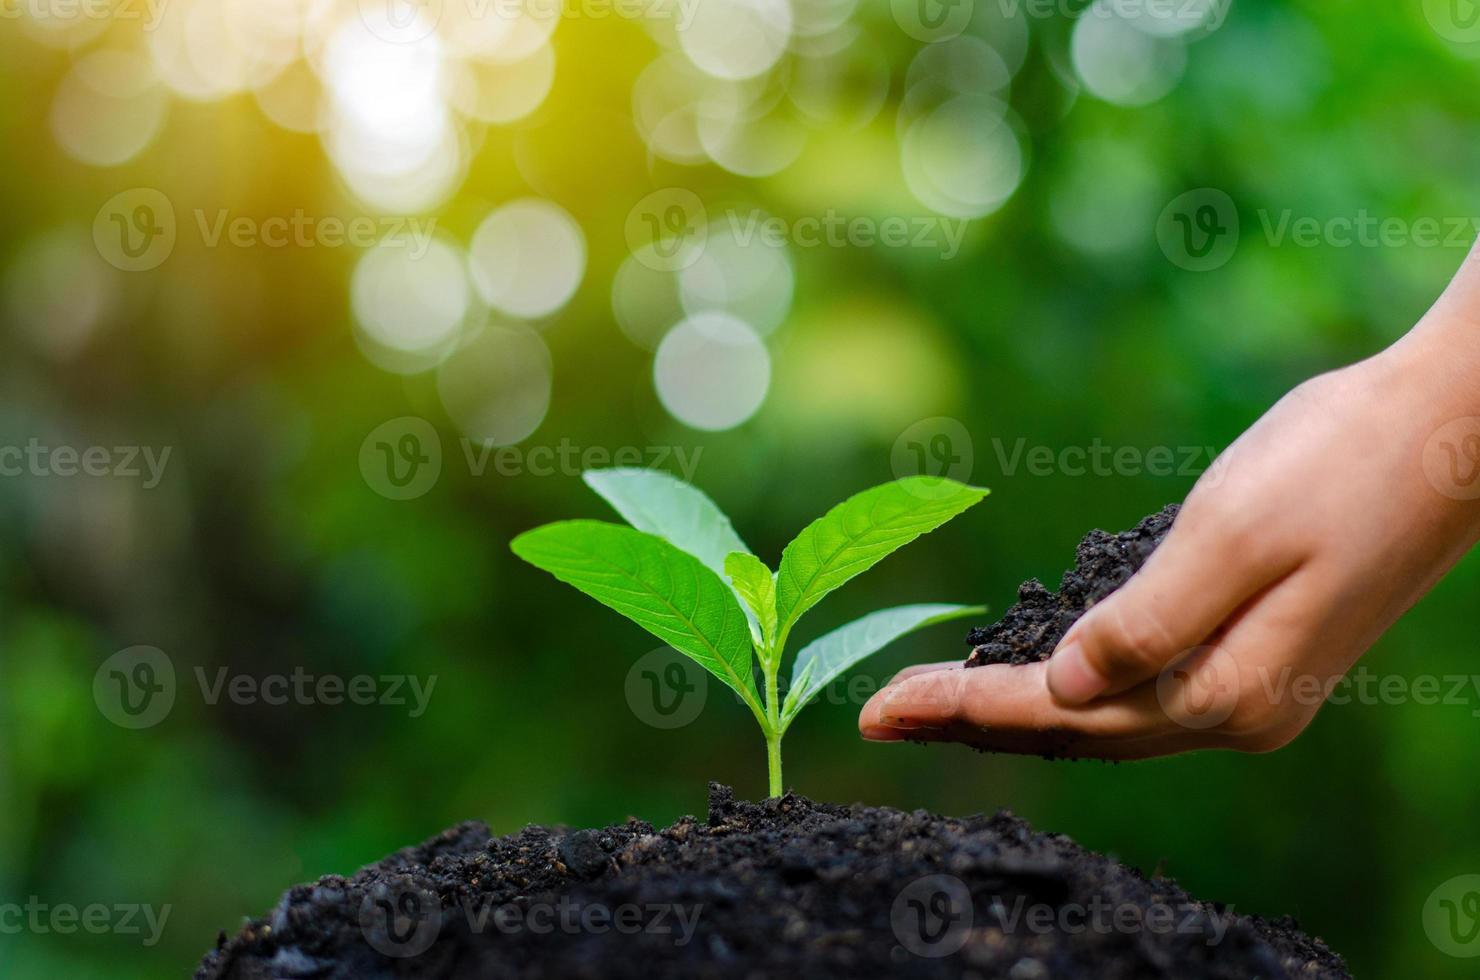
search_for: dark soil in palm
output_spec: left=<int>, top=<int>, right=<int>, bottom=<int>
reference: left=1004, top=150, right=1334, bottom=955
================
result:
left=196, top=782, right=1347, bottom=980
left=964, top=505, right=1180, bottom=667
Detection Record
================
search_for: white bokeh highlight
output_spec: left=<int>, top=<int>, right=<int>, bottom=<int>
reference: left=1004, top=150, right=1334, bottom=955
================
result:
left=468, top=199, right=586, bottom=321
left=654, top=312, right=771, bottom=431
left=351, top=238, right=470, bottom=363
left=678, top=221, right=793, bottom=336
left=437, top=323, right=553, bottom=445
left=1072, top=2, right=1188, bottom=106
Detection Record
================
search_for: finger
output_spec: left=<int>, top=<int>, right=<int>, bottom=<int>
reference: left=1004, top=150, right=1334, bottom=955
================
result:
left=860, top=660, right=1254, bottom=760
left=1045, top=508, right=1297, bottom=706
left=859, top=662, right=1181, bottom=743
left=1150, top=562, right=1336, bottom=748
left=875, top=724, right=1225, bottom=761
left=887, top=661, right=961, bottom=684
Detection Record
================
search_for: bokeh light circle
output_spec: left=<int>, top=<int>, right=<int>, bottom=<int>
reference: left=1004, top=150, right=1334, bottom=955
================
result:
left=351, top=238, right=470, bottom=360
left=50, top=49, right=168, bottom=167
left=466, top=0, right=560, bottom=63
left=447, top=44, right=555, bottom=124
left=1071, top=2, right=1187, bottom=106
left=468, top=198, right=586, bottom=320
left=654, top=312, right=771, bottom=431
left=905, top=35, right=1011, bottom=103
left=678, top=220, right=793, bottom=335
left=612, top=250, right=685, bottom=351
left=436, top=322, right=553, bottom=445
left=791, top=0, right=857, bottom=38
left=676, top=0, right=794, bottom=80
left=253, top=60, right=325, bottom=133
left=901, top=96, right=1024, bottom=219
left=632, top=54, right=711, bottom=165
left=148, top=0, right=294, bottom=101
left=789, top=38, right=890, bottom=131
left=697, top=106, right=806, bottom=178
left=320, top=9, right=465, bottom=211
left=3, top=227, right=119, bottom=361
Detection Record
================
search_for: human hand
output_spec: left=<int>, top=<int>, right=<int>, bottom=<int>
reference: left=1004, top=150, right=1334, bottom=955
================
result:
left=860, top=320, right=1480, bottom=759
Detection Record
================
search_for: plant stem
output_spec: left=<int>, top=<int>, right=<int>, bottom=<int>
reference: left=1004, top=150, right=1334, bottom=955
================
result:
left=763, top=660, right=782, bottom=797
left=764, top=728, right=782, bottom=798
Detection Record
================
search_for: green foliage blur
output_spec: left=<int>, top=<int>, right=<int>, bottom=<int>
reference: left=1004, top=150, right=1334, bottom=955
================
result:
left=3, top=0, right=1480, bottom=977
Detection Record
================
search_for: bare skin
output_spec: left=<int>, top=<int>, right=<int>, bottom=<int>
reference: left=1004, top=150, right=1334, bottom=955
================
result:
left=860, top=248, right=1480, bottom=759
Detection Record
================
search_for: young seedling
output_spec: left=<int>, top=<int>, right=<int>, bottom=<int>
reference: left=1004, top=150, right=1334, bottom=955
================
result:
left=510, top=470, right=988, bottom=796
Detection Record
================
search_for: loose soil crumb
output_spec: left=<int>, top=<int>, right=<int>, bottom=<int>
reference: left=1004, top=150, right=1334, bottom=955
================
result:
left=965, top=505, right=1180, bottom=668
left=195, top=782, right=1348, bottom=980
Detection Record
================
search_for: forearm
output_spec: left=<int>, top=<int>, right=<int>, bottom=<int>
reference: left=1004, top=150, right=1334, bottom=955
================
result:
left=1395, top=239, right=1480, bottom=403
left=1378, top=254, right=1480, bottom=546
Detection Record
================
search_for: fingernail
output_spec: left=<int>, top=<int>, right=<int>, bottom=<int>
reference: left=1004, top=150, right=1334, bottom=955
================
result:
left=860, top=725, right=905, bottom=741
left=878, top=716, right=942, bottom=731
left=1046, top=640, right=1107, bottom=705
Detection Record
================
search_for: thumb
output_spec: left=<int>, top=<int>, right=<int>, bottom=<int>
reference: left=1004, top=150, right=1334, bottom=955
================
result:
left=1045, top=513, right=1282, bottom=705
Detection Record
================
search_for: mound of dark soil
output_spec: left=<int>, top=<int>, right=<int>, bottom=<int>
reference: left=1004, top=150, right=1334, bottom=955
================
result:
left=196, top=783, right=1347, bottom=980
left=965, top=505, right=1180, bottom=667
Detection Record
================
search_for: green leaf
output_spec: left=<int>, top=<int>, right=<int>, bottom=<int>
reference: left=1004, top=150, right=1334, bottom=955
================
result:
left=725, top=551, right=777, bottom=651
left=780, top=603, right=985, bottom=730
left=583, top=468, right=750, bottom=579
left=584, top=467, right=763, bottom=644
left=774, top=478, right=988, bottom=646
left=511, top=520, right=764, bottom=721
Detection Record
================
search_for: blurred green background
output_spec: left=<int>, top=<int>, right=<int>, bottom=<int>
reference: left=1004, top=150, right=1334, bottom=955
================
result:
left=3, top=0, right=1480, bottom=976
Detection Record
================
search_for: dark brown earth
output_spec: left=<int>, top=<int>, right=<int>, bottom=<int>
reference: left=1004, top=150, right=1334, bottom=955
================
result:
left=195, top=782, right=1348, bottom=980
left=965, top=505, right=1181, bottom=668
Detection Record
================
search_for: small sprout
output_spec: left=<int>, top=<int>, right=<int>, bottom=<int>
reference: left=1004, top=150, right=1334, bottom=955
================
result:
left=510, top=469, right=988, bottom=796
